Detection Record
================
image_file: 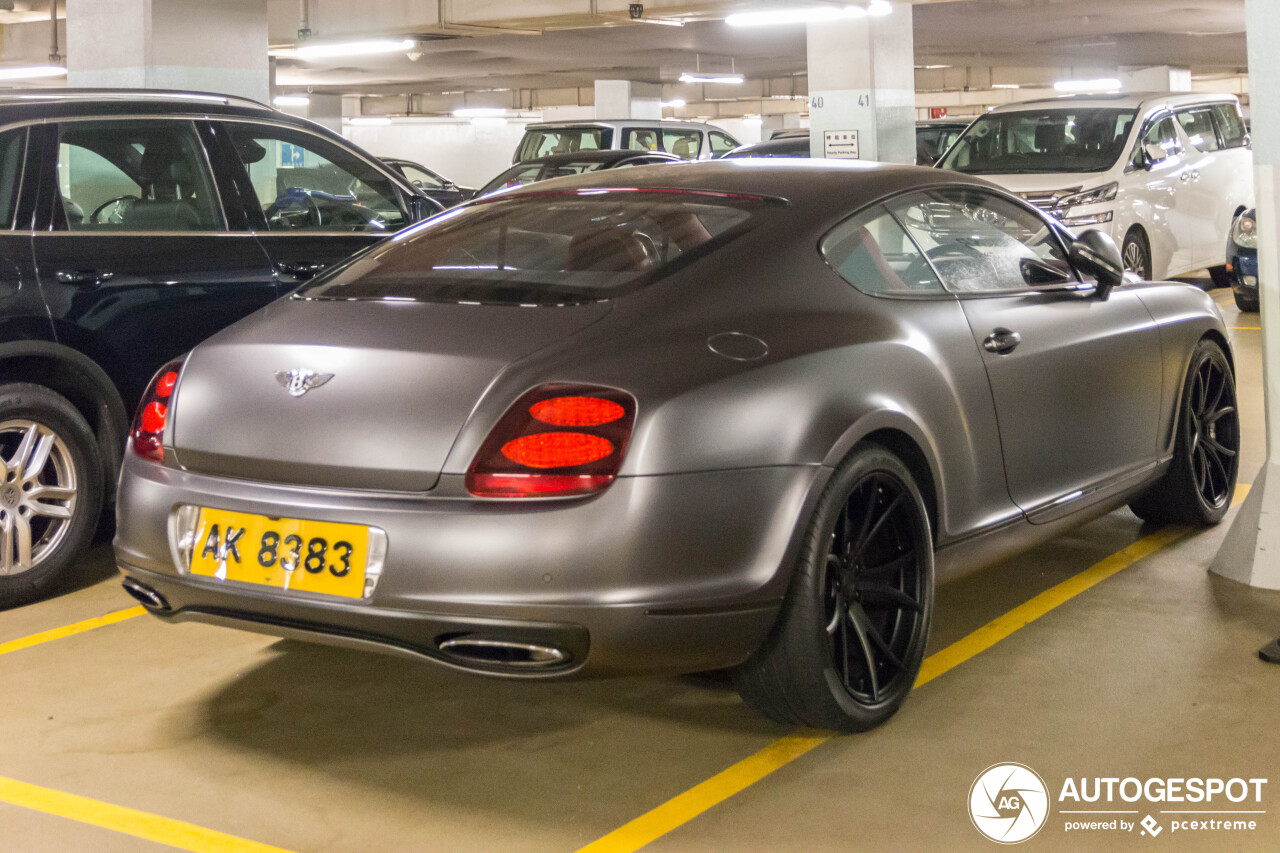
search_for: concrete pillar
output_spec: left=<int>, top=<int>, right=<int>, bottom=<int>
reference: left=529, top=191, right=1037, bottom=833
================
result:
left=66, top=0, right=269, bottom=104
left=806, top=3, right=915, bottom=163
left=594, top=80, right=661, bottom=121
left=1120, top=65, right=1192, bottom=93
left=286, top=93, right=342, bottom=134
left=1211, top=0, right=1280, bottom=589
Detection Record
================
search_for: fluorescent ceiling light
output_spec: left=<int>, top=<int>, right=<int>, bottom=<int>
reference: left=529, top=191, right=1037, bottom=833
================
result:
left=992, top=84, right=1021, bottom=89
left=661, top=98, right=686, bottom=108
left=1054, top=77, right=1121, bottom=93
left=917, top=64, right=951, bottom=70
left=867, top=0, right=893, bottom=16
left=347, top=116, right=392, bottom=126
left=726, top=6, right=866, bottom=27
left=273, top=95, right=311, bottom=107
left=0, top=65, right=66, bottom=81
left=452, top=108, right=508, bottom=117
left=294, top=39, right=415, bottom=59
left=679, top=73, right=744, bottom=85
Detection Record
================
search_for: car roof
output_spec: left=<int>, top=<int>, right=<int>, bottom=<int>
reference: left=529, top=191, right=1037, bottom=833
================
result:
left=723, top=137, right=810, bottom=157
left=523, top=119, right=730, bottom=132
left=496, top=158, right=1000, bottom=224
left=0, top=88, right=274, bottom=117
left=988, top=91, right=1240, bottom=114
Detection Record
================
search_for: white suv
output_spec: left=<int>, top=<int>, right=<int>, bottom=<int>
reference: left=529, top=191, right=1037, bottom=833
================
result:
left=938, top=93, right=1253, bottom=281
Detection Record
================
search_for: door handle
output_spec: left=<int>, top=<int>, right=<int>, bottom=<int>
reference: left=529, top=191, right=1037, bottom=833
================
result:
left=54, top=269, right=113, bottom=287
left=1192, top=170, right=1201, bottom=181
left=1180, top=172, right=1192, bottom=182
left=274, top=261, right=327, bottom=280
left=983, top=328, right=1021, bottom=355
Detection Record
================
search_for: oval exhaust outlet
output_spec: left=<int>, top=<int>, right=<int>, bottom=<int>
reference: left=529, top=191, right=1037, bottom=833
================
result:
left=121, top=578, right=171, bottom=612
left=437, top=637, right=569, bottom=668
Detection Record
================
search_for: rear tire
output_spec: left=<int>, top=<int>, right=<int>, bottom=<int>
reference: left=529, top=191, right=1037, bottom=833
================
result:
left=1122, top=229, right=1152, bottom=280
left=734, top=444, right=934, bottom=732
left=1129, top=339, right=1239, bottom=525
left=0, top=383, right=103, bottom=609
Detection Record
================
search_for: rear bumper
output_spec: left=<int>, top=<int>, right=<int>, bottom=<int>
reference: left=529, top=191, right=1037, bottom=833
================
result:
left=114, top=455, right=827, bottom=677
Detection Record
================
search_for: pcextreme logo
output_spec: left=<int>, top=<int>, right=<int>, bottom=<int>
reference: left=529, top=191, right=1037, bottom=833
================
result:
left=969, top=763, right=1051, bottom=844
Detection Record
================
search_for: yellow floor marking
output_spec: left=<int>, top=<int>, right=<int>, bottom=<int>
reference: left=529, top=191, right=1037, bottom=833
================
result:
left=0, top=776, right=294, bottom=853
left=0, top=606, right=144, bottom=658
left=579, top=486, right=1256, bottom=853
left=1230, top=326, right=1262, bottom=331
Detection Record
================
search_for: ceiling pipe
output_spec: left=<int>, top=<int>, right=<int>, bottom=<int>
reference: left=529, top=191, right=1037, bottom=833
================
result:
left=298, top=0, right=312, bottom=39
left=48, top=0, right=60, bottom=64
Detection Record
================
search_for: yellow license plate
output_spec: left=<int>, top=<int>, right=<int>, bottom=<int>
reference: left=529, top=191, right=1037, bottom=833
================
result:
left=190, top=508, right=370, bottom=599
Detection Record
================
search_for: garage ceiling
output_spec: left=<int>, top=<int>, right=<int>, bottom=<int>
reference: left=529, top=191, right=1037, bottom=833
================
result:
left=266, top=0, right=1248, bottom=96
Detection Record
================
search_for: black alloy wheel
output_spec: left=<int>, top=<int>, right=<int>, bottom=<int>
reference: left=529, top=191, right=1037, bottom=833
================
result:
left=1130, top=339, right=1239, bottom=525
left=736, top=445, right=934, bottom=731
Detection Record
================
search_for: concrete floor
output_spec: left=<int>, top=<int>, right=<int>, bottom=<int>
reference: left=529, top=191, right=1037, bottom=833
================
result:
left=1, top=285, right=1277, bottom=852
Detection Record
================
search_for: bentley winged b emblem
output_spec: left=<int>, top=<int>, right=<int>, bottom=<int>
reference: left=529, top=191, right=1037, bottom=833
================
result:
left=275, top=369, right=334, bottom=398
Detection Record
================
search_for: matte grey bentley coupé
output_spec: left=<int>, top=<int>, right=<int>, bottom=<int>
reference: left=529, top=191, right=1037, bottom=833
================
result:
left=114, top=160, right=1238, bottom=731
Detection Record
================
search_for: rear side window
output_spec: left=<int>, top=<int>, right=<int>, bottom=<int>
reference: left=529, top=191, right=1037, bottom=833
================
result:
left=56, top=120, right=222, bottom=231
left=663, top=130, right=701, bottom=159
left=300, top=191, right=767, bottom=304
left=625, top=129, right=661, bottom=152
left=821, top=205, right=945, bottom=296
left=709, top=131, right=739, bottom=157
left=1210, top=103, right=1248, bottom=149
left=518, top=127, right=611, bottom=160
left=0, top=128, right=26, bottom=229
left=1176, top=108, right=1221, bottom=152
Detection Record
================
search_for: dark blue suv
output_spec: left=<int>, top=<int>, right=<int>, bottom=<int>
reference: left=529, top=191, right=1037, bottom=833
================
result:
left=0, top=89, right=439, bottom=607
left=1226, top=208, right=1259, bottom=312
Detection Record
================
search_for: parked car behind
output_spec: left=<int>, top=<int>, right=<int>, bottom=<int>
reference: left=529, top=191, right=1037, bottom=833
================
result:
left=1226, top=208, right=1259, bottom=311
left=0, top=88, right=439, bottom=607
left=115, top=161, right=1237, bottom=732
left=478, top=149, right=681, bottom=196
left=915, top=118, right=972, bottom=166
left=380, top=157, right=474, bottom=208
left=513, top=119, right=739, bottom=163
left=938, top=93, right=1253, bottom=282
left=722, top=136, right=810, bottom=158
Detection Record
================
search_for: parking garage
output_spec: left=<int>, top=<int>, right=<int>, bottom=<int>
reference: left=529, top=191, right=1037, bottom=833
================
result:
left=1, top=1, right=1279, bottom=850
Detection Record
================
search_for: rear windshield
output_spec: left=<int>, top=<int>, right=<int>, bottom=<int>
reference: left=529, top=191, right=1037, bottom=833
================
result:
left=517, top=127, right=613, bottom=161
left=939, top=108, right=1137, bottom=174
left=299, top=191, right=768, bottom=305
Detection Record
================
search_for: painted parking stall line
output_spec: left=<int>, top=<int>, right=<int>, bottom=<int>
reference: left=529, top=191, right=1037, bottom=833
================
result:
left=0, top=606, right=144, bottom=658
left=0, top=775, right=296, bottom=853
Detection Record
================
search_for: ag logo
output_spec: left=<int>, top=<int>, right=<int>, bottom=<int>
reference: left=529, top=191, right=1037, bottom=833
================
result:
left=969, top=763, right=1050, bottom=844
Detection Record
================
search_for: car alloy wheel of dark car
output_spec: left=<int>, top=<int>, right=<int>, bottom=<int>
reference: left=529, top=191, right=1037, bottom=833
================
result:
left=0, top=384, right=102, bottom=606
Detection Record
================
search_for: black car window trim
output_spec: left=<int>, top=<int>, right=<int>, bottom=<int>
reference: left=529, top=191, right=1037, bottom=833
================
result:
left=207, top=116, right=422, bottom=235
left=0, top=126, right=30, bottom=231
left=882, top=186, right=1089, bottom=300
left=44, top=117, right=231, bottom=233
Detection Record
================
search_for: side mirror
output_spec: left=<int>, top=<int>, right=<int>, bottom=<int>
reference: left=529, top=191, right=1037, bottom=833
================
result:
left=1141, top=143, right=1168, bottom=168
left=1068, top=230, right=1126, bottom=299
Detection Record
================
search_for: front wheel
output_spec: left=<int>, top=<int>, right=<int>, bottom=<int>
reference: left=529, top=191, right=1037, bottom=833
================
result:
left=1122, top=230, right=1152, bottom=280
left=735, top=445, right=934, bottom=732
left=0, top=383, right=104, bottom=608
left=1129, top=339, right=1239, bottom=525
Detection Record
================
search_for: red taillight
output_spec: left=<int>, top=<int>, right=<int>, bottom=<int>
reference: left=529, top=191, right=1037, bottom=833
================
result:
left=467, top=384, right=636, bottom=498
left=131, top=359, right=185, bottom=463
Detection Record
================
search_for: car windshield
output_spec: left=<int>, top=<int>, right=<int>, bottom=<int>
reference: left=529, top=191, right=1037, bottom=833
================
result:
left=517, top=127, right=613, bottom=161
left=939, top=108, right=1137, bottom=174
left=479, top=159, right=610, bottom=195
left=298, top=191, right=769, bottom=305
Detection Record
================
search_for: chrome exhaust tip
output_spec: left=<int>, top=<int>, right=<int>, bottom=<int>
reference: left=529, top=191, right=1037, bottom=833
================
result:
left=437, top=636, right=569, bottom=669
left=121, top=578, right=171, bottom=612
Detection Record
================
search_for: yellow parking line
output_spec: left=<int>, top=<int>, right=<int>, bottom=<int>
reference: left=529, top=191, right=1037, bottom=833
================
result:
left=0, top=776, right=294, bottom=853
left=1230, top=326, right=1262, bottom=331
left=0, top=606, right=144, bottom=658
left=577, top=488, right=1254, bottom=853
